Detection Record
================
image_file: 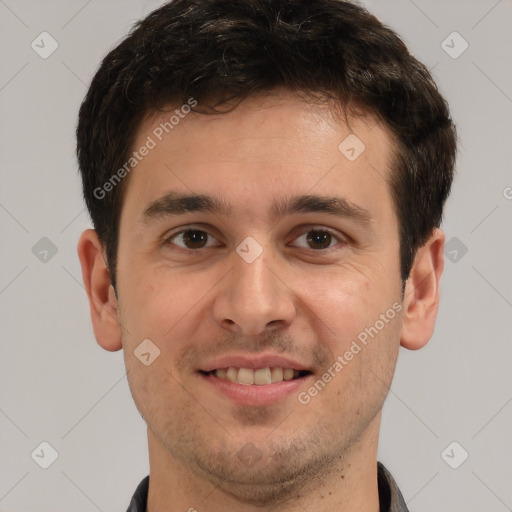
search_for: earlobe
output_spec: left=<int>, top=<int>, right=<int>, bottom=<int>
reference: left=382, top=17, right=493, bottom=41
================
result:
left=77, top=229, right=122, bottom=352
left=400, top=229, right=445, bottom=350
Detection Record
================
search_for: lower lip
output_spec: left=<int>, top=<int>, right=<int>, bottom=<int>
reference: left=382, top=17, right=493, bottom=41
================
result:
left=200, top=372, right=310, bottom=406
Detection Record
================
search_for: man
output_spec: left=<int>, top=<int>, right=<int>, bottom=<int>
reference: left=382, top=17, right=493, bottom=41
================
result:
left=76, top=0, right=456, bottom=510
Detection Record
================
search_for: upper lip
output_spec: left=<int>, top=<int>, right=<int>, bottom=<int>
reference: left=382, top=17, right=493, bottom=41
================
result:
left=200, top=353, right=311, bottom=373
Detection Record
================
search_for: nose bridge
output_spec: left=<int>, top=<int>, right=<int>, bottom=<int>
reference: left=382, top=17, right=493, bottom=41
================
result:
left=213, top=238, right=295, bottom=335
left=234, top=244, right=274, bottom=302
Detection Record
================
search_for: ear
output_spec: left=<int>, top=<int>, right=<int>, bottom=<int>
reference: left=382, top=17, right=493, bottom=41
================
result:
left=77, top=229, right=122, bottom=351
left=400, top=228, right=445, bottom=350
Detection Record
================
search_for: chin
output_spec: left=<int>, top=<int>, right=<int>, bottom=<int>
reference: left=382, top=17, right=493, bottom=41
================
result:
left=180, top=437, right=338, bottom=506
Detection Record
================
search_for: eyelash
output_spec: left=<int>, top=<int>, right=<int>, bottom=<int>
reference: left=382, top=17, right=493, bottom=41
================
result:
left=163, top=226, right=347, bottom=253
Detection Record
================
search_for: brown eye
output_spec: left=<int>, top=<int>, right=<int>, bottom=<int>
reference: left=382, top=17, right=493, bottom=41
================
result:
left=292, top=228, right=344, bottom=251
left=167, top=229, right=216, bottom=250
left=306, top=230, right=333, bottom=249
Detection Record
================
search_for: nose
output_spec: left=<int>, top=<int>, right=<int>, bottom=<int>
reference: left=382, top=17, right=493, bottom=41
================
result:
left=212, top=244, right=296, bottom=336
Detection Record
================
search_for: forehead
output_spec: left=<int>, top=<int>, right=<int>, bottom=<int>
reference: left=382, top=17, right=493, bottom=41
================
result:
left=120, top=91, right=396, bottom=227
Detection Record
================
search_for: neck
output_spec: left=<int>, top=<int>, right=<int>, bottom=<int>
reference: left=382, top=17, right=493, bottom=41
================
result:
left=146, top=415, right=382, bottom=512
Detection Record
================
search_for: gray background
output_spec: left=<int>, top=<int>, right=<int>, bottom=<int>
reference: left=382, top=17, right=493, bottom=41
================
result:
left=0, top=0, right=510, bottom=510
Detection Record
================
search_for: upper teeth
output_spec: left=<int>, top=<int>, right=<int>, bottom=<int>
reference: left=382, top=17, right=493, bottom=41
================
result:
left=214, top=367, right=299, bottom=385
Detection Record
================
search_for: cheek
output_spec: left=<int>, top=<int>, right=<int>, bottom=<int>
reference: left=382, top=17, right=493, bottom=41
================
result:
left=301, top=264, right=385, bottom=340
left=120, top=265, right=204, bottom=340
left=307, top=274, right=402, bottom=411
left=299, top=261, right=402, bottom=392
left=124, top=348, right=186, bottom=430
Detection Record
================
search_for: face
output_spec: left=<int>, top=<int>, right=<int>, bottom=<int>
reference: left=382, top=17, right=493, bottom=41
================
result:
left=115, top=91, right=404, bottom=499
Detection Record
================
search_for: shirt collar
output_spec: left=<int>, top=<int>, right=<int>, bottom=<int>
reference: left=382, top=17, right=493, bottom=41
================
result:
left=126, top=475, right=148, bottom=512
left=126, top=461, right=409, bottom=512
left=377, top=461, right=410, bottom=512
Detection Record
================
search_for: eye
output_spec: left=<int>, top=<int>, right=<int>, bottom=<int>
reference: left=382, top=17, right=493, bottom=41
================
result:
left=165, top=228, right=219, bottom=250
left=291, top=228, right=345, bottom=250
left=164, top=226, right=346, bottom=252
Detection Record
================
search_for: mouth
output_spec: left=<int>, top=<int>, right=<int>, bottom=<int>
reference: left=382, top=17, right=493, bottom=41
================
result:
left=197, top=355, right=313, bottom=406
left=200, top=367, right=311, bottom=385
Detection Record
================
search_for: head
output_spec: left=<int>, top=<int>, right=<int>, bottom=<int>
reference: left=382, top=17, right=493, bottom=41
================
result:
left=77, top=0, right=456, bottom=503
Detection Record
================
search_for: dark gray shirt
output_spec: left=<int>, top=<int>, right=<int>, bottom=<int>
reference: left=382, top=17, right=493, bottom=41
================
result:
left=126, top=461, right=409, bottom=511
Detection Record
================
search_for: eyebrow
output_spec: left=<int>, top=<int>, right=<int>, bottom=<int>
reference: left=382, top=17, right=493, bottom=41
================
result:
left=140, top=191, right=372, bottom=226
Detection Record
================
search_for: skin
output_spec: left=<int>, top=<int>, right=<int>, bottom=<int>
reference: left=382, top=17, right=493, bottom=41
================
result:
left=78, top=89, right=444, bottom=512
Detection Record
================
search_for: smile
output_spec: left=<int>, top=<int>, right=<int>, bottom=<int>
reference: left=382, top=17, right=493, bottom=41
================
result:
left=205, top=367, right=309, bottom=385
left=198, top=353, right=313, bottom=405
